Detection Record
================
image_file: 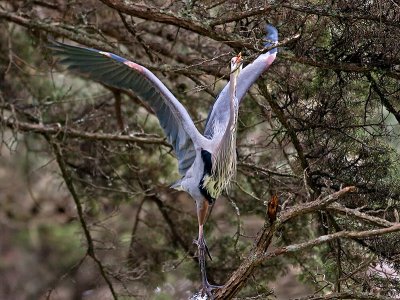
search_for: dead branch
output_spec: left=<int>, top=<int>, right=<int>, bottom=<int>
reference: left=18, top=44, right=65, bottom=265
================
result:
left=327, top=202, right=394, bottom=228
left=263, top=223, right=400, bottom=260
left=2, top=115, right=169, bottom=146
left=214, top=186, right=356, bottom=299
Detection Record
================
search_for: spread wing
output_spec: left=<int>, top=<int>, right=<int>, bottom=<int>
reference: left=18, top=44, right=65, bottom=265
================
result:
left=204, top=24, right=278, bottom=138
left=50, top=42, right=201, bottom=175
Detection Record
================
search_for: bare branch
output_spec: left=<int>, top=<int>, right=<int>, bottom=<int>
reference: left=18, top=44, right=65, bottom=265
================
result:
left=2, top=116, right=169, bottom=146
left=99, top=0, right=244, bottom=48
left=263, top=223, right=400, bottom=260
left=280, top=186, right=357, bottom=223
left=327, top=203, right=394, bottom=228
left=0, top=8, right=117, bottom=52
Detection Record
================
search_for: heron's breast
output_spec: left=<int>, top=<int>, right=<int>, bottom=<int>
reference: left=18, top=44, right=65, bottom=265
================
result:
left=198, top=149, right=215, bottom=204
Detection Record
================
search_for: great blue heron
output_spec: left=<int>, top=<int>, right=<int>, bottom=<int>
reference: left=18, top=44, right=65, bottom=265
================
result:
left=50, top=24, right=278, bottom=297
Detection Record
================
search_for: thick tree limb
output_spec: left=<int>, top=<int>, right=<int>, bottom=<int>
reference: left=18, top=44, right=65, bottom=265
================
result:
left=279, top=186, right=357, bottom=223
left=33, top=0, right=59, bottom=10
left=98, top=0, right=245, bottom=48
left=111, top=89, right=124, bottom=131
left=209, top=4, right=274, bottom=26
left=214, top=186, right=356, bottom=299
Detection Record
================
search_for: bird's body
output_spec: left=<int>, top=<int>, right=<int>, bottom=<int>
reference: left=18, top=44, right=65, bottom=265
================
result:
left=50, top=24, right=278, bottom=297
left=175, top=55, right=242, bottom=205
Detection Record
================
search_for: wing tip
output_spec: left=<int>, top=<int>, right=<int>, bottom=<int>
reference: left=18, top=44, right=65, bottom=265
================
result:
left=264, top=24, right=278, bottom=54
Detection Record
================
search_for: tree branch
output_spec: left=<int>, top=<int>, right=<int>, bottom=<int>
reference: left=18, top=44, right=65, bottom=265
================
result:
left=50, top=140, right=118, bottom=299
left=214, top=187, right=356, bottom=299
left=209, top=4, right=274, bottom=26
left=0, top=8, right=117, bottom=52
left=0, top=8, right=215, bottom=77
left=99, top=0, right=244, bottom=48
left=279, top=186, right=357, bottom=223
left=366, top=73, right=400, bottom=124
left=2, top=115, right=169, bottom=146
left=263, top=223, right=400, bottom=261
left=327, top=202, right=394, bottom=228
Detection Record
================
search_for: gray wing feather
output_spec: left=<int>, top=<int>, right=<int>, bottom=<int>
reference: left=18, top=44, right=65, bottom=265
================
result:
left=204, top=25, right=278, bottom=138
left=50, top=42, right=199, bottom=175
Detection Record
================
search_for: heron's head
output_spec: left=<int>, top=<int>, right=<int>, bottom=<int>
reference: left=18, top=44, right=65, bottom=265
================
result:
left=230, top=52, right=243, bottom=77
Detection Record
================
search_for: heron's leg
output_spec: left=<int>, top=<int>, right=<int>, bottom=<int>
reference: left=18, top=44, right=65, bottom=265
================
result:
left=194, top=201, right=220, bottom=298
left=196, top=200, right=212, bottom=258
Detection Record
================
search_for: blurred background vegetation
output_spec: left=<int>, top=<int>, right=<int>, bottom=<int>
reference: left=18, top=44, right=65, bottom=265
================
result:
left=1, top=0, right=400, bottom=299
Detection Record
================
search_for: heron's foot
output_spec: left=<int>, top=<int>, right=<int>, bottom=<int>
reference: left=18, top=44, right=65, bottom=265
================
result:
left=193, top=237, right=212, bottom=260
left=199, top=280, right=222, bottom=299
left=193, top=234, right=220, bottom=299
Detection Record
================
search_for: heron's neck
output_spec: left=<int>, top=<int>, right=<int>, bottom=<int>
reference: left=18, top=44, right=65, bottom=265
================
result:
left=228, top=72, right=238, bottom=124
left=206, top=71, right=239, bottom=197
left=216, top=71, right=238, bottom=145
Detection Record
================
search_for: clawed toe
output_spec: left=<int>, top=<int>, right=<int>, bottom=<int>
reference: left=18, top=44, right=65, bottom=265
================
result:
left=199, top=281, right=221, bottom=299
